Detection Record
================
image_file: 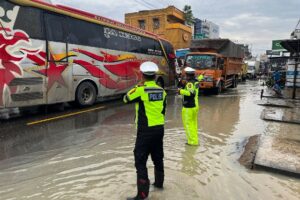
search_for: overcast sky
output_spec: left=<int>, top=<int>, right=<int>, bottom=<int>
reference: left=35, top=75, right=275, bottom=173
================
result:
left=52, top=0, right=299, bottom=56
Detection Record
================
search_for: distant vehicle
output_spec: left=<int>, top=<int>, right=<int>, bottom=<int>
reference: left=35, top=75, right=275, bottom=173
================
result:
left=176, top=48, right=190, bottom=59
left=183, top=39, right=244, bottom=94
left=175, top=48, right=190, bottom=75
left=0, top=0, right=175, bottom=109
left=245, top=60, right=260, bottom=79
left=239, top=62, right=248, bottom=82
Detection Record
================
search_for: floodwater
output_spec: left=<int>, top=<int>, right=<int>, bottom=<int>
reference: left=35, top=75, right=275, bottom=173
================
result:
left=0, top=81, right=299, bottom=200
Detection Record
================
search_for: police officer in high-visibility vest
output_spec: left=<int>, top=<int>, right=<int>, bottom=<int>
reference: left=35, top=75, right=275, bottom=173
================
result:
left=124, top=62, right=167, bottom=200
left=178, top=67, right=200, bottom=146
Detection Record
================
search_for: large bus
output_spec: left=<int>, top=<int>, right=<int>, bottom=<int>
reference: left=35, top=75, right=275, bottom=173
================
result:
left=0, top=0, right=175, bottom=108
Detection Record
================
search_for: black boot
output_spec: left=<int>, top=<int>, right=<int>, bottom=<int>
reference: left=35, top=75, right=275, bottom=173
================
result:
left=127, top=179, right=150, bottom=200
left=153, top=169, right=164, bottom=189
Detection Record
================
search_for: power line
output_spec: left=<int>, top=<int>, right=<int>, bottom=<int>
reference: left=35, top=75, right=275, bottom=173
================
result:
left=139, top=0, right=159, bottom=9
left=134, top=0, right=156, bottom=9
left=152, top=0, right=169, bottom=8
left=295, top=18, right=300, bottom=30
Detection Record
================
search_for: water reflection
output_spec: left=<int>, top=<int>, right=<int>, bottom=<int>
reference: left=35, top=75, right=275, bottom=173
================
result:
left=0, top=104, right=134, bottom=161
left=0, top=83, right=299, bottom=200
left=200, top=95, right=241, bottom=135
left=181, top=145, right=199, bottom=177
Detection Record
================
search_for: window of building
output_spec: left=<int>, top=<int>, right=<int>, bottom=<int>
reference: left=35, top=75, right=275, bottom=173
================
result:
left=153, top=18, right=160, bottom=29
left=138, top=20, right=145, bottom=30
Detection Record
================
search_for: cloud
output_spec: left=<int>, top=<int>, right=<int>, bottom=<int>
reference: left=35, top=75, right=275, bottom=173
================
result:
left=51, top=0, right=299, bottom=55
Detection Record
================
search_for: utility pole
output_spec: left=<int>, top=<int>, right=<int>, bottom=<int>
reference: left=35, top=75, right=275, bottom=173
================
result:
left=292, top=43, right=299, bottom=99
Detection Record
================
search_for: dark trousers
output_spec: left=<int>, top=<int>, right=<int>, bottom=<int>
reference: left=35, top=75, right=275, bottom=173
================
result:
left=134, top=127, right=164, bottom=180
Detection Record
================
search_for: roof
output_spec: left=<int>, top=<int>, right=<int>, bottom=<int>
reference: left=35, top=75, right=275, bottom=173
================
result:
left=10, top=0, right=171, bottom=42
left=281, top=39, right=300, bottom=53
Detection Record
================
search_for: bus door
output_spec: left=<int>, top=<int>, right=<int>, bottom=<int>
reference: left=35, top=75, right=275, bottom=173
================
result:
left=44, top=13, right=72, bottom=104
left=66, top=17, right=105, bottom=98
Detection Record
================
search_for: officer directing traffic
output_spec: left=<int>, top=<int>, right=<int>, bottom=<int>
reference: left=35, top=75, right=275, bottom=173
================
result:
left=178, top=67, right=200, bottom=146
left=124, top=61, right=167, bottom=200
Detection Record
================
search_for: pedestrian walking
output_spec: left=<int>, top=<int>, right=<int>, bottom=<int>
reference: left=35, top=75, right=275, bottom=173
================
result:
left=178, top=67, right=200, bottom=146
left=124, top=61, right=167, bottom=200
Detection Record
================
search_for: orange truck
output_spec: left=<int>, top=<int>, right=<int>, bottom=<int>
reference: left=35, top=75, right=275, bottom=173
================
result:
left=183, top=39, right=244, bottom=94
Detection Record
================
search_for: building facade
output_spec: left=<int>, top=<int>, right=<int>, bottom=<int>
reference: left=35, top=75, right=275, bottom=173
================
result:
left=194, top=18, right=219, bottom=39
left=125, top=6, right=192, bottom=49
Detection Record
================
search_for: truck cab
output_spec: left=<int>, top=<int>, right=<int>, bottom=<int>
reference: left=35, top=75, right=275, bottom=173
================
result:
left=180, top=39, right=243, bottom=94
left=184, top=52, right=224, bottom=91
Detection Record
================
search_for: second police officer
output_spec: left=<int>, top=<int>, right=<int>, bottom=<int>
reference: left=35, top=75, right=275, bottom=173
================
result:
left=178, top=67, right=200, bottom=146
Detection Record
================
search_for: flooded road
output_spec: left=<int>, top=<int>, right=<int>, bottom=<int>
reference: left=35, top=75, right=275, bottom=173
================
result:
left=0, top=81, right=299, bottom=200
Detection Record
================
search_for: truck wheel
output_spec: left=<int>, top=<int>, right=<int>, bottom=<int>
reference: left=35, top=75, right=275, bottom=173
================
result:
left=230, top=77, right=237, bottom=88
left=233, top=77, right=237, bottom=88
left=75, top=81, right=97, bottom=107
left=214, top=83, right=222, bottom=95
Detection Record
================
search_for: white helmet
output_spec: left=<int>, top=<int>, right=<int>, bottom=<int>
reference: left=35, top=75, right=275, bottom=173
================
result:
left=184, top=67, right=195, bottom=74
left=140, top=61, right=159, bottom=75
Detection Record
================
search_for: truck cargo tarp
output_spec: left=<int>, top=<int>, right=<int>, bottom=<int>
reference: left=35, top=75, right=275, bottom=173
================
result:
left=190, top=39, right=244, bottom=58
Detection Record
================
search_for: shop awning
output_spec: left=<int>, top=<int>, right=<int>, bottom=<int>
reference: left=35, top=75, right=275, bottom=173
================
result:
left=280, top=39, right=300, bottom=53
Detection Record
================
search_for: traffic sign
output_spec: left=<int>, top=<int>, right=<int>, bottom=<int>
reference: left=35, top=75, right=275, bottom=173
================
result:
left=272, top=40, right=285, bottom=50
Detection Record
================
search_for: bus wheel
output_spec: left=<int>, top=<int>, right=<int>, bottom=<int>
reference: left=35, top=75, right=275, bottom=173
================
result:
left=75, top=82, right=97, bottom=107
left=156, top=78, right=164, bottom=88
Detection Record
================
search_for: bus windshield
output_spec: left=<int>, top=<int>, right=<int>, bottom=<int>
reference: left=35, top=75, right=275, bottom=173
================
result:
left=185, top=55, right=215, bottom=69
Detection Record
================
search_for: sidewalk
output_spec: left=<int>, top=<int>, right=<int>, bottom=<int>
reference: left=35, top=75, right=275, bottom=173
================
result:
left=241, top=86, right=300, bottom=176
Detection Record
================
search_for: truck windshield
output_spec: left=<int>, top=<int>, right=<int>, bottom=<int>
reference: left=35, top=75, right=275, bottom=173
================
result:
left=248, top=65, right=255, bottom=70
left=185, top=55, right=215, bottom=69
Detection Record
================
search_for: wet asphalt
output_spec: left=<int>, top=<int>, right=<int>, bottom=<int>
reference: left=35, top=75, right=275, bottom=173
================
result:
left=0, top=80, right=299, bottom=200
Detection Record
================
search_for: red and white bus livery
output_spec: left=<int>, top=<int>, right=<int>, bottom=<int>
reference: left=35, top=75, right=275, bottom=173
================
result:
left=0, top=0, right=175, bottom=108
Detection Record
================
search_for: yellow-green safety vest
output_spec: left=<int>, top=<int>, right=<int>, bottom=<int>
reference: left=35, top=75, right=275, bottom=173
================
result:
left=124, top=81, right=167, bottom=130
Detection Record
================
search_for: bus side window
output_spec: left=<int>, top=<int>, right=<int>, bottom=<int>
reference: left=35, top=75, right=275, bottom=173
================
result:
left=45, top=13, right=66, bottom=43
left=66, top=17, right=102, bottom=48
left=14, top=5, right=45, bottom=40
left=103, top=26, right=127, bottom=52
left=140, top=38, right=157, bottom=56
left=127, top=39, right=141, bottom=54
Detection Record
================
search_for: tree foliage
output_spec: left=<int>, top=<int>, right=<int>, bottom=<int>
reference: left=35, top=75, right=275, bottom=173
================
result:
left=183, top=5, right=194, bottom=26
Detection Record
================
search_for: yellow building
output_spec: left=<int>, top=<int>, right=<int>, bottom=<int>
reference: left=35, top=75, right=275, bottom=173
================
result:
left=125, top=6, right=192, bottom=50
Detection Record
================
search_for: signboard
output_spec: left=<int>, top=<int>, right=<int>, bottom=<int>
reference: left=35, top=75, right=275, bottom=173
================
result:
left=272, top=40, right=285, bottom=50
left=266, top=50, right=281, bottom=55
left=194, top=33, right=207, bottom=39
left=176, top=48, right=190, bottom=58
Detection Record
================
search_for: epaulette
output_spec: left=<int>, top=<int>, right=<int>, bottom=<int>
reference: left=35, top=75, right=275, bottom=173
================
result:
left=136, top=84, right=145, bottom=87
